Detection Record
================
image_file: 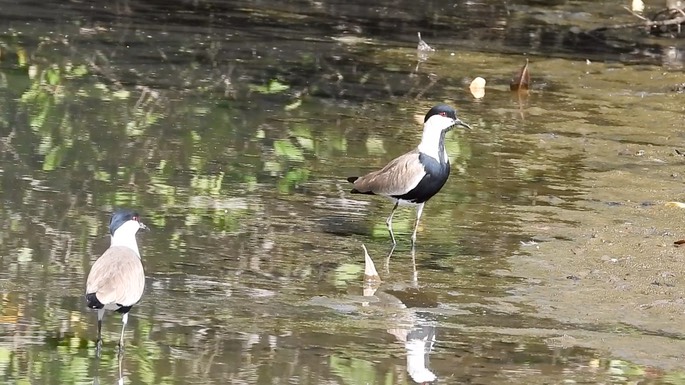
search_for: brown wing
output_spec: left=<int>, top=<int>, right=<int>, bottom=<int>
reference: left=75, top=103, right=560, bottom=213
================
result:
left=351, top=149, right=426, bottom=196
left=86, top=246, right=145, bottom=307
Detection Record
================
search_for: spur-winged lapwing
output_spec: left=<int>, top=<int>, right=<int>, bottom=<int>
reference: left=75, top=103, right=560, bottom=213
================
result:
left=347, top=104, right=471, bottom=246
left=85, top=209, right=148, bottom=355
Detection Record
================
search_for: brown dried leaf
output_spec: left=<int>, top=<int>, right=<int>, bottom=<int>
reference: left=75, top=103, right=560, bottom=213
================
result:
left=674, top=239, right=685, bottom=246
left=510, top=58, right=530, bottom=92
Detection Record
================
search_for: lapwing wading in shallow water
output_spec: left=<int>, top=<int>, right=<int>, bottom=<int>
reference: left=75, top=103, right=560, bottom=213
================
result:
left=85, top=209, right=148, bottom=355
left=347, top=104, right=471, bottom=246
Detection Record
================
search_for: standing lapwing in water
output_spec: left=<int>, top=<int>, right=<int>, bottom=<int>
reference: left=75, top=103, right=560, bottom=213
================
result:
left=347, top=104, right=471, bottom=247
left=85, top=209, right=148, bottom=355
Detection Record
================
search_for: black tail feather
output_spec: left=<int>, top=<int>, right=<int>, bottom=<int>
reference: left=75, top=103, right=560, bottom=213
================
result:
left=85, top=292, right=104, bottom=309
left=347, top=176, right=361, bottom=193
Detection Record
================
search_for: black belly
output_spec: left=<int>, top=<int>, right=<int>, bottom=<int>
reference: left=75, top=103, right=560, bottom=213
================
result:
left=393, top=153, right=450, bottom=204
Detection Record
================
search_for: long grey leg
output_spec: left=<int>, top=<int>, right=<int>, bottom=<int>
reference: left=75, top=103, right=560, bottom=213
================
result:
left=96, top=308, right=105, bottom=357
left=411, top=203, right=425, bottom=247
left=118, top=312, right=129, bottom=355
left=386, top=201, right=399, bottom=245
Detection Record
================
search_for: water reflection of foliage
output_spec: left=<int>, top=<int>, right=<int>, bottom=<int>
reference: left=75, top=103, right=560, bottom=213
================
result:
left=1, top=41, right=318, bottom=202
left=0, top=10, right=566, bottom=384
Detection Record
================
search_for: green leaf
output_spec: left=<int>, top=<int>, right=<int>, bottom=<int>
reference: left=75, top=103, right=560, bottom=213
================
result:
left=45, top=67, right=60, bottom=86
left=273, top=139, right=304, bottom=161
left=42, top=145, right=66, bottom=171
left=284, top=99, right=302, bottom=111
left=112, top=89, right=131, bottom=99
left=267, top=79, right=289, bottom=92
left=329, top=355, right=378, bottom=385
left=70, top=64, right=88, bottom=77
left=333, top=263, right=363, bottom=288
left=249, top=79, right=290, bottom=94
left=277, top=168, right=309, bottom=193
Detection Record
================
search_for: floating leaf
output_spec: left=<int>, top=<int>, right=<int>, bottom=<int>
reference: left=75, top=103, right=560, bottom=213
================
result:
left=510, top=58, right=530, bottom=91
left=674, top=239, right=685, bottom=246
left=469, top=76, right=486, bottom=99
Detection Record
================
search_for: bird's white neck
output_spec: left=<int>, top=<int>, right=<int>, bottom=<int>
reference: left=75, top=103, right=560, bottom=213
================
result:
left=110, top=220, right=141, bottom=258
left=417, top=130, right=447, bottom=163
left=417, top=114, right=453, bottom=164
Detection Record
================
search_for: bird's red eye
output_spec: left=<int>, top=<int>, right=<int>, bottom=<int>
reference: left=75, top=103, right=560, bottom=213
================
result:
left=132, top=216, right=139, bottom=221
left=440, top=112, right=446, bottom=116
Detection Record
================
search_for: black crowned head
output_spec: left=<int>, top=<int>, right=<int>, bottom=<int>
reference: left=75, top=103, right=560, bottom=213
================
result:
left=109, top=209, right=143, bottom=236
left=423, top=104, right=472, bottom=130
left=424, top=104, right=457, bottom=122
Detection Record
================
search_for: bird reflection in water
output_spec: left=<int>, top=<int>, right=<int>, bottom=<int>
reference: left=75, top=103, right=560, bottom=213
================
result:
left=92, top=351, right=125, bottom=385
left=361, top=245, right=438, bottom=384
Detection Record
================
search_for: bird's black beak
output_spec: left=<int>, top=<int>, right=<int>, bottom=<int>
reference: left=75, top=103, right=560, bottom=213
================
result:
left=456, top=118, right=472, bottom=130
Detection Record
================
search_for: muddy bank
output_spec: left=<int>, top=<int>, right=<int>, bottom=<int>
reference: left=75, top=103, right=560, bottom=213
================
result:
left=509, top=135, right=685, bottom=370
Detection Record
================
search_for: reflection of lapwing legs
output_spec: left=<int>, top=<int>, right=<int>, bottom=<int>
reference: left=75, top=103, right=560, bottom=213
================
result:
left=384, top=244, right=396, bottom=274
left=92, top=349, right=101, bottom=385
left=117, top=347, right=125, bottom=385
left=410, top=247, right=418, bottom=286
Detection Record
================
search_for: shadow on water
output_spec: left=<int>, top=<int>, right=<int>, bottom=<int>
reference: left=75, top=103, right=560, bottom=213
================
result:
left=1, top=0, right=685, bottom=384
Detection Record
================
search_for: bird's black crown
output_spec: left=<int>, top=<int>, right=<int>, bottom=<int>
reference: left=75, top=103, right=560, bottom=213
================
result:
left=423, top=104, right=457, bottom=122
left=109, top=209, right=141, bottom=235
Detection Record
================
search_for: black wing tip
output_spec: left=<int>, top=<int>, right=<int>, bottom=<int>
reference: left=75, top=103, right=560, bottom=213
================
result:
left=347, top=176, right=375, bottom=194
left=351, top=189, right=376, bottom=195
left=85, top=293, right=104, bottom=309
left=115, top=305, right=133, bottom=314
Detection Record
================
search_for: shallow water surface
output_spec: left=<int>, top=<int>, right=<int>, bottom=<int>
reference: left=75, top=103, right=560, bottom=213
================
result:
left=1, top=0, right=685, bottom=384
